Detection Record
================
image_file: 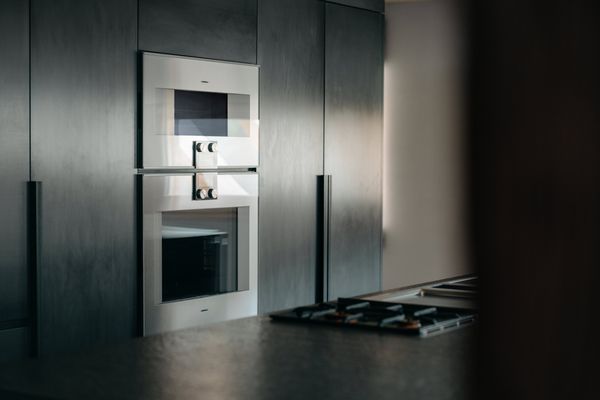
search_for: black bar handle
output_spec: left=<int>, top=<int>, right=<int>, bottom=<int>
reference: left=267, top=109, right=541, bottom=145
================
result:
left=27, top=181, right=41, bottom=357
left=316, top=175, right=332, bottom=303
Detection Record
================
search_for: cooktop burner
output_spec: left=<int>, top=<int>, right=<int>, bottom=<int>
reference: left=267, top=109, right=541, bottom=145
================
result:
left=270, top=298, right=476, bottom=337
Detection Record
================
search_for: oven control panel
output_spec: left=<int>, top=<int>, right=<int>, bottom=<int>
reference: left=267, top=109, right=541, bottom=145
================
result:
left=193, top=141, right=218, bottom=169
left=193, top=173, right=218, bottom=200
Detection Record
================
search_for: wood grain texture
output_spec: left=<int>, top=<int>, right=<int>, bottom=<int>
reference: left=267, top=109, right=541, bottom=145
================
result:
left=257, top=0, right=324, bottom=313
left=324, top=3, right=383, bottom=299
left=326, top=0, right=384, bottom=13
left=31, top=0, right=137, bottom=355
left=0, top=0, right=30, bottom=324
left=139, top=0, right=257, bottom=63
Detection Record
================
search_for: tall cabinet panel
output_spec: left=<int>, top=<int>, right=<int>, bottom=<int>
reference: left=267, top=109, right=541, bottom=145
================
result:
left=139, top=0, right=257, bottom=63
left=257, top=0, right=324, bottom=313
left=31, top=0, right=137, bottom=355
left=0, top=0, right=30, bottom=362
left=325, top=4, right=383, bottom=299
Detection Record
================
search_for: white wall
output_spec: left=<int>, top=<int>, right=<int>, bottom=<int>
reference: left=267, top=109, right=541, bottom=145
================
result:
left=382, top=0, right=470, bottom=289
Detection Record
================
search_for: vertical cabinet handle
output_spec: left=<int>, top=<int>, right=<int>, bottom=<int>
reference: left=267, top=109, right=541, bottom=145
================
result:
left=27, top=181, right=41, bottom=357
left=317, top=175, right=332, bottom=303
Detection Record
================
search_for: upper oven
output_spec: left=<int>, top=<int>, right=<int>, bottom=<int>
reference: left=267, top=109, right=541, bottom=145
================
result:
left=141, top=52, right=259, bottom=169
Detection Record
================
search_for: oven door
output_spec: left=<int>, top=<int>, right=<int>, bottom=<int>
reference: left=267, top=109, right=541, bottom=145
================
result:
left=142, top=172, right=257, bottom=335
left=142, top=52, right=259, bottom=169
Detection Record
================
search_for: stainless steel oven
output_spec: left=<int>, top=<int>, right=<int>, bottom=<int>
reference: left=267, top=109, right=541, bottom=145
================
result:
left=139, top=52, right=259, bottom=335
left=142, top=172, right=258, bottom=335
left=141, top=52, right=259, bottom=169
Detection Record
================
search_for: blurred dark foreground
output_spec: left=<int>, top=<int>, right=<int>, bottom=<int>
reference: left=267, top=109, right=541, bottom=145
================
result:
left=469, top=1, right=600, bottom=399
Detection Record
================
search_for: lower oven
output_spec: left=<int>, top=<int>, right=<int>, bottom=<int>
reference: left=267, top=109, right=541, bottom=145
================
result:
left=141, top=172, right=257, bottom=335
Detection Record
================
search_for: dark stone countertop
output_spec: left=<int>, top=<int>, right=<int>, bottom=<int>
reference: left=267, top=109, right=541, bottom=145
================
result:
left=0, top=316, right=474, bottom=400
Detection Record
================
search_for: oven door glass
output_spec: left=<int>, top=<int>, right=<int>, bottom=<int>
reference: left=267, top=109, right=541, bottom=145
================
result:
left=161, top=208, right=245, bottom=302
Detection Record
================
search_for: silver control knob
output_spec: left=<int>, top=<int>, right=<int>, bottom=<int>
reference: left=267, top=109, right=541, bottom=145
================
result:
left=207, top=142, right=218, bottom=153
left=195, top=142, right=207, bottom=152
left=208, top=188, right=218, bottom=199
left=196, top=188, right=208, bottom=200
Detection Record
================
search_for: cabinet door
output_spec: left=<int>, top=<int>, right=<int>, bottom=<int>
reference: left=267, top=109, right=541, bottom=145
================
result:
left=140, top=0, right=257, bottom=64
left=257, top=0, right=324, bottom=312
left=0, top=0, right=30, bottom=361
left=31, top=0, right=137, bottom=355
left=325, top=4, right=383, bottom=299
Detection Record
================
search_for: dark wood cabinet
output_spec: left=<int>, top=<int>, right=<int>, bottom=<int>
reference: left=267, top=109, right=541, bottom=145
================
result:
left=139, top=0, right=257, bottom=63
left=257, top=0, right=383, bottom=309
left=30, top=0, right=137, bottom=355
left=257, top=0, right=325, bottom=313
left=324, top=3, right=383, bottom=299
left=0, top=0, right=30, bottom=362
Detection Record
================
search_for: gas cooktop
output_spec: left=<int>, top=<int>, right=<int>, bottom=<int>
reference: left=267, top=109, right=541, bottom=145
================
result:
left=270, top=297, right=477, bottom=337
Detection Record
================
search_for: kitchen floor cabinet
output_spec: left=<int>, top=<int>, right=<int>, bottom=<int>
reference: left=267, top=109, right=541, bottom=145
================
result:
left=258, top=1, right=383, bottom=311
left=258, top=0, right=325, bottom=313
left=324, top=3, right=383, bottom=299
left=30, top=0, right=137, bottom=355
left=0, top=0, right=31, bottom=362
left=139, top=0, right=257, bottom=63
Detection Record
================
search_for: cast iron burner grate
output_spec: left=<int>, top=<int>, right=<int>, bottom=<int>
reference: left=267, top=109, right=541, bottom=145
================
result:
left=270, top=298, right=476, bottom=337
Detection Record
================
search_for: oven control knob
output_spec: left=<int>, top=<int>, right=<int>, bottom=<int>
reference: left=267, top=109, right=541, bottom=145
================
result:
left=195, top=142, right=207, bottom=153
left=196, top=188, right=208, bottom=200
left=208, top=188, right=218, bottom=199
left=207, top=142, right=218, bottom=153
